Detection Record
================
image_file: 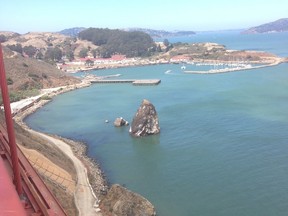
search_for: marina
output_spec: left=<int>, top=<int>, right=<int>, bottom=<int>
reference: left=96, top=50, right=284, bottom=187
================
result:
left=183, top=59, right=282, bottom=74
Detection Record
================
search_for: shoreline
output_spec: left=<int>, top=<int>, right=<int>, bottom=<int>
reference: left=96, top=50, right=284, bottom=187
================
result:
left=13, top=81, right=107, bottom=215
left=62, top=55, right=285, bottom=74
left=11, top=58, right=285, bottom=214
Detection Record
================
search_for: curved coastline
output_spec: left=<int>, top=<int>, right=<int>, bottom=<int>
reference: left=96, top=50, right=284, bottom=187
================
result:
left=13, top=81, right=107, bottom=215
left=11, top=56, right=286, bottom=215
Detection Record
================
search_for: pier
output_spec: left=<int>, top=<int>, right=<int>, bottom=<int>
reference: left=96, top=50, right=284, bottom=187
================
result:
left=90, top=79, right=161, bottom=85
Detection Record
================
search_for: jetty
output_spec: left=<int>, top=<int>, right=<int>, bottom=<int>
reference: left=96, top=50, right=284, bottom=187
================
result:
left=90, top=79, right=161, bottom=85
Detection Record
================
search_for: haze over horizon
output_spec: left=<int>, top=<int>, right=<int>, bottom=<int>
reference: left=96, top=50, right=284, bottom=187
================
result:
left=1, top=0, right=287, bottom=34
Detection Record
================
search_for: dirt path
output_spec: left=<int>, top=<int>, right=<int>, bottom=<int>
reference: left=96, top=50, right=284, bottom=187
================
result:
left=11, top=82, right=104, bottom=215
left=27, top=129, right=102, bottom=216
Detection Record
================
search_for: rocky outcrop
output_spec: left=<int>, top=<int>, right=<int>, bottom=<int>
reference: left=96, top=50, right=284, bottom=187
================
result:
left=99, top=184, right=156, bottom=216
left=114, top=117, right=129, bottom=127
left=129, top=99, right=160, bottom=137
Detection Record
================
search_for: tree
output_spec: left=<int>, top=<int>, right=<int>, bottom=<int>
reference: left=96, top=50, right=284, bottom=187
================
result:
left=52, top=47, right=63, bottom=61
left=45, top=47, right=63, bottom=62
left=23, top=45, right=37, bottom=57
left=91, top=49, right=98, bottom=58
left=85, top=59, right=94, bottom=66
left=0, top=35, right=7, bottom=43
left=79, top=48, right=88, bottom=58
left=163, top=39, right=170, bottom=47
left=6, top=77, right=13, bottom=85
left=7, top=43, right=23, bottom=54
left=36, top=52, right=44, bottom=59
left=78, top=28, right=156, bottom=57
left=66, top=50, right=74, bottom=61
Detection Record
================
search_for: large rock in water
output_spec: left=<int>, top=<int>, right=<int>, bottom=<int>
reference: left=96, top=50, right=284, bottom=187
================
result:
left=129, top=99, right=160, bottom=137
left=99, top=184, right=156, bottom=216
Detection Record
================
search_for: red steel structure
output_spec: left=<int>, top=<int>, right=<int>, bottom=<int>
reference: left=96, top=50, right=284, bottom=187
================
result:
left=0, top=44, right=67, bottom=215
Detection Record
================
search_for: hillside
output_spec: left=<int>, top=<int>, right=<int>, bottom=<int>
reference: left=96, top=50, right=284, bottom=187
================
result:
left=242, top=18, right=288, bottom=34
left=78, top=28, right=155, bottom=57
left=2, top=29, right=156, bottom=60
left=59, top=27, right=196, bottom=38
left=0, top=31, right=20, bottom=42
left=1, top=31, right=99, bottom=61
left=125, top=28, right=196, bottom=38
left=2, top=46, right=80, bottom=102
left=59, top=27, right=86, bottom=37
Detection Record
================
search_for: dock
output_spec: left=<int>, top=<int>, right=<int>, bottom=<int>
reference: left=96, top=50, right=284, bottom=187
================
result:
left=90, top=79, right=161, bottom=85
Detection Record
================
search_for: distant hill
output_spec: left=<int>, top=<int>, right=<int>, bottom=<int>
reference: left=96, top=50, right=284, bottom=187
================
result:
left=242, top=18, right=288, bottom=34
left=0, top=31, right=20, bottom=42
left=125, top=28, right=196, bottom=38
left=78, top=28, right=155, bottom=57
left=59, top=27, right=86, bottom=37
left=1, top=31, right=99, bottom=61
left=58, top=27, right=196, bottom=38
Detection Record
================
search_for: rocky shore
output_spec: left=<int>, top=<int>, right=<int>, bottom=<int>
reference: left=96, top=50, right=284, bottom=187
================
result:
left=12, top=81, right=106, bottom=215
left=12, top=79, right=157, bottom=216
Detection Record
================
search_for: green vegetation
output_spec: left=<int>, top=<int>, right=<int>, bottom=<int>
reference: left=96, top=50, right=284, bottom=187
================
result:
left=85, top=59, right=94, bottom=66
left=78, top=28, right=156, bottom=57
left=45, top=47, right=63, bottom=62
left=23, top=45, right=37, bottom=57
left=7, top=43, right=23, bottom=54
left=7, top=77, right=13, bottom=85
left=0, top=89, right=40, bottom=104
left=0, top=34, right=7, bottom=43
left=40, top=95, right=52, bottom=100
left=79, top=48, right=88, bottom=58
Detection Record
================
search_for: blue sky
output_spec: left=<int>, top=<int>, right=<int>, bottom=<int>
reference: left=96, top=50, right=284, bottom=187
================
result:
left=1, top=0, right=287, bottom=33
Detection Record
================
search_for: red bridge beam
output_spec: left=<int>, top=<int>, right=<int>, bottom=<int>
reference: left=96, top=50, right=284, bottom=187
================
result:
left=0, top=43, right=23, bottom=195
left=0, top=44, right=66, bottom=215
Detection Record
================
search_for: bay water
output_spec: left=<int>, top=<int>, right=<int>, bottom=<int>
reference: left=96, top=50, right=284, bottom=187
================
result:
left=25, top=31, right=288, bottom=216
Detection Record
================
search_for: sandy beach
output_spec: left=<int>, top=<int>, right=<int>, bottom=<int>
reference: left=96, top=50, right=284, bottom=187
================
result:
left=12, top=81, right=107, bottom=216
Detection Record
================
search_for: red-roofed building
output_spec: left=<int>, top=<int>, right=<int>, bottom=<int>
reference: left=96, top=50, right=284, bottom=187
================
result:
left=170, top=55, right=191, bottom=63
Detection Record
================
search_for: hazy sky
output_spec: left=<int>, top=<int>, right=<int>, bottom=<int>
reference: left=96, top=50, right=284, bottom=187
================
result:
left=1, top=0, right=287, bottom=33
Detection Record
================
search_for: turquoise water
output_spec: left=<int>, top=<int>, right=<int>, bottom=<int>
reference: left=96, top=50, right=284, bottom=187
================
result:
left=25, top=32, right=288, bottom=216
left=161, top=30, right=288, bottom=57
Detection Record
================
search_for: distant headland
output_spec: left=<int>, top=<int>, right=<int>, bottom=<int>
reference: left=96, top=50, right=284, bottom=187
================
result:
left=242, top=18, right=288, bottom=34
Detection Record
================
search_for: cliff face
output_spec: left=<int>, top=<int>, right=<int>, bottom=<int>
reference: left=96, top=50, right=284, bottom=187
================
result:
left=99, top=184, right=156, bottom=216
left=242, top=18, right=288, bottom=34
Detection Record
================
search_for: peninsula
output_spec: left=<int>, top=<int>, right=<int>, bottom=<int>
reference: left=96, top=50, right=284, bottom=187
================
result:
left=242, top=18, right=288, bottom=34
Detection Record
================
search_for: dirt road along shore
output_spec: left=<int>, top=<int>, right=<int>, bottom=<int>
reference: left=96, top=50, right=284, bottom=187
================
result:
left=12, top=82, right=104, bottom=216
left=29, top=130, right=102, bottom=216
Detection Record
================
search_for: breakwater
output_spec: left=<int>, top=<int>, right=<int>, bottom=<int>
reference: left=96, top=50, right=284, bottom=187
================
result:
left=90, top=79, right=161, bottom=85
